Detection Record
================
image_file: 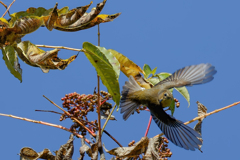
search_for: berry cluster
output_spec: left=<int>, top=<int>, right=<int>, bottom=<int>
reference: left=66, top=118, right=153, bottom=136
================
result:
left=60, top=91, right=112, bottom=136
left=159, top=137, right=172, bottom=160
left=174, top=98, right=180, bottom=108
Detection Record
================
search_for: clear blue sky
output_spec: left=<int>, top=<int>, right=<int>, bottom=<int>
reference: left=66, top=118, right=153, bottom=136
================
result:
left=0, top=0, right=240, bottom=159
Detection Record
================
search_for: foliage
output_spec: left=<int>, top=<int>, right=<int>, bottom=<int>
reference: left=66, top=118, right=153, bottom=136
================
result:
left=0, top=1, right=221, bottom=160
left=0, top=0, right=120, bottom=82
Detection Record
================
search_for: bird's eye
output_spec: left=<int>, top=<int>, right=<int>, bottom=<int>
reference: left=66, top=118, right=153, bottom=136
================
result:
left=164, top=93, right=167, bottom=97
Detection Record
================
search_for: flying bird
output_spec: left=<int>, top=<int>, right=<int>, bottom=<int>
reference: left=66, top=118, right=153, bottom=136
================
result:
left=120, top=63, right=217, bottom=150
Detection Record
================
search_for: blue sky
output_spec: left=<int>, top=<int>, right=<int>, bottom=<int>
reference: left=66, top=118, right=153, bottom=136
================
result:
left=0, top=0, right=240, bottom=159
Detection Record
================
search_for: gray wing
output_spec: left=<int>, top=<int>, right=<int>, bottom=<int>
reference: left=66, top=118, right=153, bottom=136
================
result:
left=150, top=103, right=202, bottom=151
left=153, top=63, right=217, bottom=90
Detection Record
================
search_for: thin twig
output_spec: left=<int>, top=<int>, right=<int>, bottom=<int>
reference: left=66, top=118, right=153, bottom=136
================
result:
left=0, top=1, right=7, bottom=8
left=98, top=24, right=100, bottom=46
left=144, top=115, right=152, bottom=137
left=97, top=23, right=105, bottom=159
left=100, top=98, right=108, bottom=106
left=43, top=95, right=96, bottom=137
left=103, top=130, right=123, bottom=147
left=36, top=108, right=122, bottom=147
left=97, top=24, right=102, bottom=141
left=0, top=1, right=10, bottom=16
left=81, top=118, right=122, bottom=147
left=1, top=0, right=15, bottom=18
left=184, top=101, right=240, bottom=125
left=35, top=109, right=64, bottom=115
left=0, top=112, right=92, bottom=144
left=36, top=44, right=83, bottom=52
left=156, top=101, right=240, bottom=137
left=101, top=104, right=117, bottom=135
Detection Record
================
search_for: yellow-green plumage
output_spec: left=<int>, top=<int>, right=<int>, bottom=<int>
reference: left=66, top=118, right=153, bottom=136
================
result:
left=120, top=63, right=217, bottom=151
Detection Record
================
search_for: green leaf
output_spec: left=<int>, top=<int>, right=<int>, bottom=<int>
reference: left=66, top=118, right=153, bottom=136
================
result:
left=169, top=100, right=175, bottom=116
left=82, top=42, right=120, bottom=106
left=148, top=72, right=171, bottom=85
left=143, top=64, right=152, bottom=78
left=174, top=86, right=190, bottom=107
left=143, top=65, right=158, bottom=79
left=2, top=46, right=22, bottom=82
left=96, top=46, right=120, bottom=78
left=156, top=72, right=171, bottom=81
left=148, top=78, right=160, bottom=86
left=151, top=67, right=157, bottom=75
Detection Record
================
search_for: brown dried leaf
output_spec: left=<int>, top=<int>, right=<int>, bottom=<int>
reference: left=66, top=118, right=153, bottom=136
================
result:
left=54, top=2, right=92, bottom=28
left=15, top=41, right=77, bottom=73
left=55, top=134, right=74, bottom=160
left=145, top=135, right=172, bottom=159
left=12, top=16, right=44, bottom=35
left=68, top=13, right=121, bottom=31
left=44, top=3, right=58, bottom=31
left=37, top=149, right=55, bottom=160
left=108, top=49, right=145, bottom=78
left=19, top=148, right=55, bottom=160
left=0, top=17, right=41, bottom=47
left=54, top=0, right=106, bottom=32
left=19, top=147, right=39, bottom=160
left=197, top=101, right=207, bottom=121
left=79, top=137, right=93, bottom=160
left=103, top=137, right=148, bottom=158
left=91, top=143, right=99, bottom=160
left=144, top=136, right=161, bottom=160
left=193, top=101, right=208, bottom=152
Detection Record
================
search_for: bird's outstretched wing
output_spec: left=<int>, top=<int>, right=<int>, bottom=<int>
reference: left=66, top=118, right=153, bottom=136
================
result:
left=154, top=63, right=217, bottom=90
left=150, top=104, right=202, bottom=151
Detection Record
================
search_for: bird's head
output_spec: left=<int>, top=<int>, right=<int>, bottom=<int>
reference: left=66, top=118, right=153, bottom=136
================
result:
left=159, top=90, right=173, bottom=108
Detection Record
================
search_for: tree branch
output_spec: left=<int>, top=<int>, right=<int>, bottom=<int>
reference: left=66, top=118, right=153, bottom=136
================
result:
left=36, top=44, right=83, bottom=52
left=157, top=101, right=240, bottom=137
left=1, top=0, right=15, bottom=18
left=184, top=101, right=240, bottom=125
left=0, top=112, right=92, bottom=144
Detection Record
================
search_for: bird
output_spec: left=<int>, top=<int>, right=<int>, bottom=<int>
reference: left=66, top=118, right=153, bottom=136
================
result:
left=120, top=63, right=217, bottom=151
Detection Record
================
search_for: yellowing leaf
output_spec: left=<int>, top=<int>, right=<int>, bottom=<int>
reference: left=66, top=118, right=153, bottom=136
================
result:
left=108, top=49, right=145, bottom=77
left=12, top=16, right=44, bottom=34
left=15, top=41, right=77, bottom=73
left=0, top=18, right=9, bottom=25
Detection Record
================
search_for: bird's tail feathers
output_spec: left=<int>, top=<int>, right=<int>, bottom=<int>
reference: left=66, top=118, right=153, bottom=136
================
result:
left=151, top=112, right=202, bottom=151
left=120, top=76, right=144, bottom=120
